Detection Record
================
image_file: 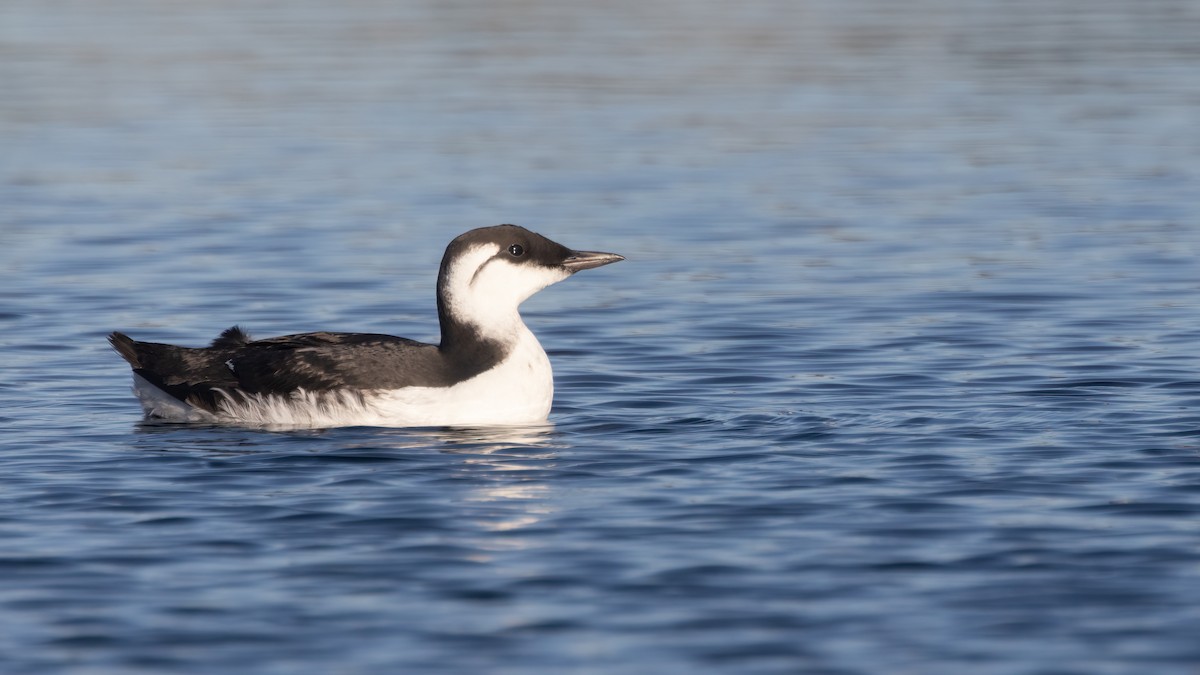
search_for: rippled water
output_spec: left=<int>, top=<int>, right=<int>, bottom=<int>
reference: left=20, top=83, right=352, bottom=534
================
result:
left=4, top=1, right=1200, bottom=672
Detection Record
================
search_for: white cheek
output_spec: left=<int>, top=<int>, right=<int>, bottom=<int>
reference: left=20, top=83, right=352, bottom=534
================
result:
left=443, top=245, right=501, bottom=293
left=443, top=246, right=570, bottom=332
left=481, top=261, right=571, bottom=303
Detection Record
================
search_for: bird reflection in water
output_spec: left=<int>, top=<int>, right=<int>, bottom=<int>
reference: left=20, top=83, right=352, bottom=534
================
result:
left=433, top=424, right=562, bottom=539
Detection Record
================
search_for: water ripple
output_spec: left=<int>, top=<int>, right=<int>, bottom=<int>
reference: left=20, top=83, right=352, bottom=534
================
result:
left=4, top=1, right=1200, bottom=673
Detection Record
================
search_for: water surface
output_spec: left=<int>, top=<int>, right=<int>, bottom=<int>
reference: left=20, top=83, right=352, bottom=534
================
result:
left=3, top=1, right=1200, bottom=673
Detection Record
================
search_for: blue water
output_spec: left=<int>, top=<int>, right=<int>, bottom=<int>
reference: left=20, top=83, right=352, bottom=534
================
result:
left=4, top=1, right=1200, bottom=672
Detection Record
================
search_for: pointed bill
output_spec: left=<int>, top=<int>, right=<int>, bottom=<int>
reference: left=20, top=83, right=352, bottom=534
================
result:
left=562, top=250, right=625, bottom=272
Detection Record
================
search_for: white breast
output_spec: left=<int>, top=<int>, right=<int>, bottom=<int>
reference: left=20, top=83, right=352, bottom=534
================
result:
left=369, top=325, right=555, bottom=427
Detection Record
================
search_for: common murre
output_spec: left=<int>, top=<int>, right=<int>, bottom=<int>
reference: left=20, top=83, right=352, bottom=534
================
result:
left=108, top=224, right=623, bottom=428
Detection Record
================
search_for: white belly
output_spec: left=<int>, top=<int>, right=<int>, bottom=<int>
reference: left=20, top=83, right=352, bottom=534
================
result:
left=132, top=328, right=556, bottom=429
left=370, top=330, right=556, bottom=427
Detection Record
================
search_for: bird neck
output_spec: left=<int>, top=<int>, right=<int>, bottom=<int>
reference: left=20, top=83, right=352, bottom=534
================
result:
left=436, top=266, right=532, bottom=353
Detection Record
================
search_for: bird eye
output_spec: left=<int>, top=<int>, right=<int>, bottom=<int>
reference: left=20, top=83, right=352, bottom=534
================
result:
left=508, top=244, right=525, bottom=257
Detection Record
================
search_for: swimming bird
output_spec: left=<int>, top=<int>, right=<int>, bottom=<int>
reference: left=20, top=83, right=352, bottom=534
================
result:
left=109, top=224, right=623, bottom=428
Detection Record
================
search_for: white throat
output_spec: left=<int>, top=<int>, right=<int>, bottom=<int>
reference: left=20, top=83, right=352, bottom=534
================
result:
left=440, top=244, right=571, bottom=340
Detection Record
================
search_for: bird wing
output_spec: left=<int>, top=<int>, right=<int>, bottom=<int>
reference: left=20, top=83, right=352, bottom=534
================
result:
left=111, top=329, right=447, bottom=415
left=225, top=332, right=447, bottom=395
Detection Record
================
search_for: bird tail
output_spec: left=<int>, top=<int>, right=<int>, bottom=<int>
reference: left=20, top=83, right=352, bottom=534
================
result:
left=108, top=331, right=142, bottom=368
